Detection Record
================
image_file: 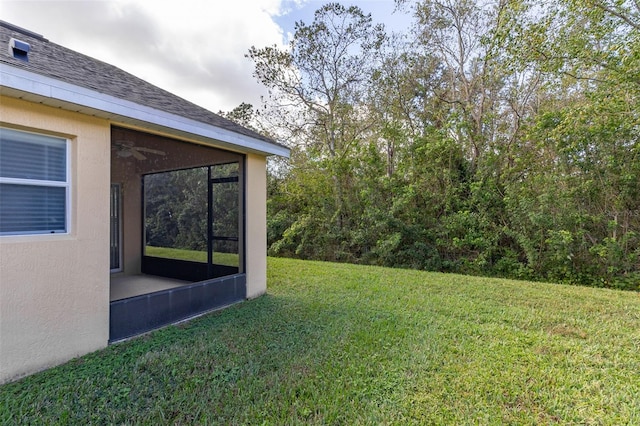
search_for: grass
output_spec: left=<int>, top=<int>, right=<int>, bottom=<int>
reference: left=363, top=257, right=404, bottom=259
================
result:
left=1, top=258, right=639, bottom=424
left=145, top=245, right=239, bottom=267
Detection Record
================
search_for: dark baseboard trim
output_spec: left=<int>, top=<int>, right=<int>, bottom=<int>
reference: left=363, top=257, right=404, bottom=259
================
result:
left=109, top=274, right=246, bottom=342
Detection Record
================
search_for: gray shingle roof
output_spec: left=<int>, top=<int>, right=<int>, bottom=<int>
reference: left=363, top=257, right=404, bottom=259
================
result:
left=0, top=20, right=283, bottom=149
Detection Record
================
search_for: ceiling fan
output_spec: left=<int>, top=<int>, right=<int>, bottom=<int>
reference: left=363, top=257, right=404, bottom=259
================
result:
left=113, top=142, right=166, bottom=160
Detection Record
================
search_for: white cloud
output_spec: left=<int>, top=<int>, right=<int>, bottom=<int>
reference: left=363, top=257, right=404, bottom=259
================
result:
left=1, top=0, right=293, bottom=112
left=1, top=0, right=409, bottom=113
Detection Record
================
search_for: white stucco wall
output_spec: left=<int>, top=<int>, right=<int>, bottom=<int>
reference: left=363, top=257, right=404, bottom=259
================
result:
left=0, top=96, right=111, bottom=384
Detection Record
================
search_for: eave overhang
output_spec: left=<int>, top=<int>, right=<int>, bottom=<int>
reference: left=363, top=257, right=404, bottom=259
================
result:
left=0, top=63, right=290, bottom=158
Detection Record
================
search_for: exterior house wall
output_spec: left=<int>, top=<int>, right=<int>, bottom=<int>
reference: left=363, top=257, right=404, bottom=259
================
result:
left=245, top=153, right=268, bottom=298
left=0, top=96, right=111, bottom=383
left=0, top=99, right=270, bottom=384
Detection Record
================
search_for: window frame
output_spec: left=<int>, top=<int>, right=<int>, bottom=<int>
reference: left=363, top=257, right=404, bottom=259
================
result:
left=0, top=127, right=71, bottom=237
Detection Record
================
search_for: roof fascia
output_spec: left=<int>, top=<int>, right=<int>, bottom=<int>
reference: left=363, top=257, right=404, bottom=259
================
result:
left=0, top=63, right=290, bottom=158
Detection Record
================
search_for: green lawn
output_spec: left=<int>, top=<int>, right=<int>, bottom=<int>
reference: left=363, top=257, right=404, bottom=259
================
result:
left=2, top=258, right=639, bottom=424
left=145, top=245, right=239, bottom=267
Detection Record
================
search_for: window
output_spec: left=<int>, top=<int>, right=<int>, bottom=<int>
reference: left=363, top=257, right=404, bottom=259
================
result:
left=0, top=127, right=69, bottom=235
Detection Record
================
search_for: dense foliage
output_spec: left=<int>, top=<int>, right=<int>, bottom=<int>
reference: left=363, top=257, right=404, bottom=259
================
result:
left=245, top=1, right=639, bottom=289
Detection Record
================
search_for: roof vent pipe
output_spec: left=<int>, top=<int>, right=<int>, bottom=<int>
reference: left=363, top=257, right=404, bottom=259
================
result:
left=8, top=38, right=30, bottom=62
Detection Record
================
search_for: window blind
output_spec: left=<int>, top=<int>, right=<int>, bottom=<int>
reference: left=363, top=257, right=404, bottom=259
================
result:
left=0, top=128, right=68, bottom=235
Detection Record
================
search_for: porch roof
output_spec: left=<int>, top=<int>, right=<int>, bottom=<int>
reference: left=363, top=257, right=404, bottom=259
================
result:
left=0, top=20, right=289, bottom=158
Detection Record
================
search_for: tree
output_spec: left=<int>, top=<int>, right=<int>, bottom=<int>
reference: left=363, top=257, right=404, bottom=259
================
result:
left=496, top=0, right=640, bottom=286
left=218, top=102, right=257, bottom=131
left=248, top=3, right=386, bottom=256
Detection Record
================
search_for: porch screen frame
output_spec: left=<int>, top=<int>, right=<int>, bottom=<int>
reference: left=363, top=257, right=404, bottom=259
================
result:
left=141, top=158, right=245, bottom=282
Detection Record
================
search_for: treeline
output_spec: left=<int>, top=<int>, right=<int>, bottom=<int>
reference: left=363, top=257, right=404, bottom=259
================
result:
left=237, top=0, right=639, bottom=289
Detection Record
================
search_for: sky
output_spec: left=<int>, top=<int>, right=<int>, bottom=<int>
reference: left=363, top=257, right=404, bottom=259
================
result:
left=0, top=0, right=411, bottom=113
